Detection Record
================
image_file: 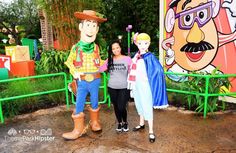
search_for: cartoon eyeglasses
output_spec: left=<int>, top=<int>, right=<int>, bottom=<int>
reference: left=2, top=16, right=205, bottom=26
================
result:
left=175, top=2, right=213, bottom=30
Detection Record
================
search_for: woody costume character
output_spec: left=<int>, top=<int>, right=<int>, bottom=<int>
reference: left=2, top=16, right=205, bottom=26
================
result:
left=62, top=10, right=107, bottom=140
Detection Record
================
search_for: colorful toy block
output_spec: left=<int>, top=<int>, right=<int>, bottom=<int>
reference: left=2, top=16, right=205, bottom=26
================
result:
left=0, top=68, right=9, bottom=80
left=0, top=55, right=11, bottom=71
left=5, top=46, right=30, bottom=62
left=10, top=60, right=35, bottom=77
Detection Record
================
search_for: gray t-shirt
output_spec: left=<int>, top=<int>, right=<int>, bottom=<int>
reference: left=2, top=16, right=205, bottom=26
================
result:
left=108, top=56, right=132, bottom=89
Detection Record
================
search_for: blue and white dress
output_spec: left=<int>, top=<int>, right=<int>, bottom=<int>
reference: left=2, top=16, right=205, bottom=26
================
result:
left=132, top=52, right=169, bottom=120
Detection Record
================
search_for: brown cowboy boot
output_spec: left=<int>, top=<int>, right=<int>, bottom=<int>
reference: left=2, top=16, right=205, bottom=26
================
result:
left=62, top=112, right=87, bottom=140
left=88, top=107, right=102, bottom=132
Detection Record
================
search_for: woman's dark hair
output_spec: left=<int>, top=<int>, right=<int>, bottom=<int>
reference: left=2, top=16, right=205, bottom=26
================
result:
left=107, top=40, right=125, bottom=72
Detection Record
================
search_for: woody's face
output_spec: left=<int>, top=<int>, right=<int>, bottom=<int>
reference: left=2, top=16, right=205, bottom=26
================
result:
left=172, top=0, right=218, bottom=71
left=79, top=20, right=99, bottom=43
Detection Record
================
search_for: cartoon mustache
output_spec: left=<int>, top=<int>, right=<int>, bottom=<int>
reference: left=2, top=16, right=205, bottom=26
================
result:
left=180, top=41, right=214, bottom=52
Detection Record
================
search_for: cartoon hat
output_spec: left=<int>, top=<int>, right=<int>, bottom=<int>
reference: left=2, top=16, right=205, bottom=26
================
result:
left=74, top=10, right=107, bottom=23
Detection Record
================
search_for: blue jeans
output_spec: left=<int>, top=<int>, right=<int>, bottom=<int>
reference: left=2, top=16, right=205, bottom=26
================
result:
left=75, top=78, right=101, bottom=114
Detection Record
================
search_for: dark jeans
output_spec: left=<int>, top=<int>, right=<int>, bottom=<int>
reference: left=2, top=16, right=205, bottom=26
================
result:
left=108, top=87, right=130, bottom=123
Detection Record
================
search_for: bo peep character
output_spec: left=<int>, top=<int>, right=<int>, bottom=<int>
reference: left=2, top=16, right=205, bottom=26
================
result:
left=127, top=33, right=168, bottom=143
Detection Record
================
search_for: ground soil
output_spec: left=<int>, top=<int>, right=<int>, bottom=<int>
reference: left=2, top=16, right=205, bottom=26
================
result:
left=0, top=103, right=236, bottom=153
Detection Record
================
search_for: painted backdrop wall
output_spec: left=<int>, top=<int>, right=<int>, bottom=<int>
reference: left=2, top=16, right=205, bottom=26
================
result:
left=160, top=0, right=236, bottom=92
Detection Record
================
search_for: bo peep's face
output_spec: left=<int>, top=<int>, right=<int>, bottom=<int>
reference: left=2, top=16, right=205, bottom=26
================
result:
left=136, top=40, right=150, bottom=54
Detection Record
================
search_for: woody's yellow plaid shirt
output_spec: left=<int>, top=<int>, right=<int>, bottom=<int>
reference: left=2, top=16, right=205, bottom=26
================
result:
left=65, top=45, right=104, bottom=78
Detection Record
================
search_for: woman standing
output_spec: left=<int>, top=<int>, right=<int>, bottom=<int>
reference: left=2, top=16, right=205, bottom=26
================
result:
left=100, top=40, right=132, bottom=132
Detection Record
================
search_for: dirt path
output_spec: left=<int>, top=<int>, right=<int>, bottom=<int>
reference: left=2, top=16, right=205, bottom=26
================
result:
left=0, top=103, right=236, bottom=153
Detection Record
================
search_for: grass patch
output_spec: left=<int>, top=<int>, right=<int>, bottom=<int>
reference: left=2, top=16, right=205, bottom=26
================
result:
left=0, top=76, right=66, bottom=118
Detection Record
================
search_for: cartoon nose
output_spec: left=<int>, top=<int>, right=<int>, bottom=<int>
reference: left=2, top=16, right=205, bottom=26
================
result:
left=186, top=22, right=205, bottom=43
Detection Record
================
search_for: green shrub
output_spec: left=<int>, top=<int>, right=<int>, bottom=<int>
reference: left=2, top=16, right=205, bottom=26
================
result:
left=166, top=80, right=188, bottom=108
left=0, top=43, right=10, bottom=55
left=166, top=69, right=231, bottom=114
left=183, top=70, right=231, bottom=114
left=96, top=33, right=108, bottom=60
left=36, top=49, right=69, bottom=74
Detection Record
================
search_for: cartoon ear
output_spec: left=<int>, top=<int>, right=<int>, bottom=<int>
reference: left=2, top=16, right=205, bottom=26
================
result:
left=79, top=23, right=83, bottom=31
left=210, top=0, right=220, bottom=18
left=165, top=8, right=176, bottom=33
left=96, top=26, right=99, bottom=34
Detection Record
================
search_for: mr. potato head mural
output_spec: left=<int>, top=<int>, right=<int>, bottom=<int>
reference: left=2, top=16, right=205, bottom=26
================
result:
left=162, top=0, right=236, bottom=82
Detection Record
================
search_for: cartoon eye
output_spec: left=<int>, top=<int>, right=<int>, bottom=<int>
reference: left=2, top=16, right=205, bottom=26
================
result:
left=183, top=13, right=194, bottom=26
left=197, top=8, right=208, bottom=23
left=91, top=22, right=97, bottom=28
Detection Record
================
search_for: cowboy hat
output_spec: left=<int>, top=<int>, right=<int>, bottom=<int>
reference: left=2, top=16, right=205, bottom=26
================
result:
left=74, top=10, right=107, bottom=23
